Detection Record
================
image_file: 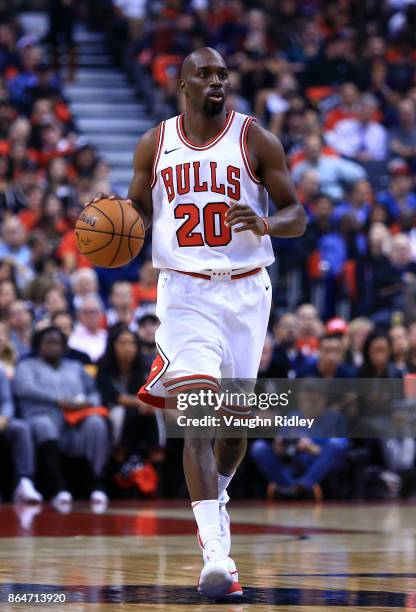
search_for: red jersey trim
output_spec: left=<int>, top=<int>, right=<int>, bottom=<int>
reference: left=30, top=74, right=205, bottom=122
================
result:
left=138, top=386, right=166, bottom=409
left=176, top=110, right=235, bottom=151
left=240, top=116, right=261, bottom=184
left=144, top=342, right=170, bottom=390
left=163, top=373, right=219, bottom=389
left=150, top=121, right=165, bottom=189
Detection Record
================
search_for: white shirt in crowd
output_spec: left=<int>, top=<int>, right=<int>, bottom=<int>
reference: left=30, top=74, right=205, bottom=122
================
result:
left=68, top=323, right=108, bottom=363
left=325, top=118, right=388, bottom=161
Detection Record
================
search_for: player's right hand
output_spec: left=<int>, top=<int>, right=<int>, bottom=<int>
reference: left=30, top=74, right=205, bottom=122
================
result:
left=83, top=193, right=114, bottom=208
left=83, top=194, right=134, bottom=208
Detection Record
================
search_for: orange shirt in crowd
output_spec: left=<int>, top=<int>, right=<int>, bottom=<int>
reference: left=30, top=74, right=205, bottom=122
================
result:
left=132, top=283, right=157, bottom=308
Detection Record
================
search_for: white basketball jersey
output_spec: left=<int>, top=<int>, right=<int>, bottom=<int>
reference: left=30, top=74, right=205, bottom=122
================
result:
left=151, top=110, right=275, bottom=272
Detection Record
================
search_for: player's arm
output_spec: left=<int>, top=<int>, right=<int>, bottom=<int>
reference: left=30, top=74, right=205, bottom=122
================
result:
left=84, top=127, right=157, bottom=230
left=225, top=122, right=306, bottom=238
left=127, top=127, right=158, bottom=229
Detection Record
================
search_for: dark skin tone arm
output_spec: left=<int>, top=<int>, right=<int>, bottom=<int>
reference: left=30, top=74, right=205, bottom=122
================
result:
left=225, top=121, right=306, bottom=238
left=87, top=127, right=157, bottom=228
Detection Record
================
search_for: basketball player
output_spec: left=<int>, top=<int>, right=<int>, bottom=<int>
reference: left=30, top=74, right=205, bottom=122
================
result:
left=89, top=47, right=305, bottom=599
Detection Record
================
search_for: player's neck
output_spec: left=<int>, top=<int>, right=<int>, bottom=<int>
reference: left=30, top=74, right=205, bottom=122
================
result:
left=182, top=109, right=228, bottom=146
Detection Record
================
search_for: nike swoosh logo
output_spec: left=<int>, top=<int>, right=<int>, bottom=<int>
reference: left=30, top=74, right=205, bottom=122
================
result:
left=265, top=285, right=270, bottom=290
left=164, top=147, right=181, bottom=155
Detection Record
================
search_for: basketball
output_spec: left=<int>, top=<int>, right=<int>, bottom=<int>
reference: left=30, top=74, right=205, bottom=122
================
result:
left=75, top=198, right=145, bottom=268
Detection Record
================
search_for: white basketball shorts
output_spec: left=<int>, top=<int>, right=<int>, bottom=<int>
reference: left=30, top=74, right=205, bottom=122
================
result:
left=138, top=267, right=272, bottom=410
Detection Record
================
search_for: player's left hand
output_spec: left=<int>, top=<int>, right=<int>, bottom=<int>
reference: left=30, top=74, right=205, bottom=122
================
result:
left=225, top=202, right=267, bottom=236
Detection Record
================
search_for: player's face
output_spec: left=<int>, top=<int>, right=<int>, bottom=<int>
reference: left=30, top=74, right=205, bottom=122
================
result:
left=185, top=60, right=229, bottom=116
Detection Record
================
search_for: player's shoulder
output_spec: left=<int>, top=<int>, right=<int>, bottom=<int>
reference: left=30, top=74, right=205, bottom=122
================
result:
left=246, top=117, right=284, bottom=155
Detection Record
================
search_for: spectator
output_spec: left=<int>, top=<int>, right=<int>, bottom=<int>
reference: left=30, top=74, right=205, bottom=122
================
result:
left=377, top=158, right=416, bottom=221
left=300, top=333, right=354, bottom=378
left=272, top=313, right=312, bottom=378
left=389, top=98, right=416, bottom=168
left=13, top=326, right=110, bottom=504
left=0, top=321, right=16, bottom=377
left=7, top=299, right=33, bottom=360
left=70, top=267, right=99, bottom=309
left=292, top=134, right=367, bottom=200
left=296, top=303, right=323, bottom=357
left=68, top=294, right=107, bottom=363
left=325, top=94, right=388, bottom=161
left=344, top=317, right=374, bottom=368
left=389, top=324, right=410, bottom=374
left=96, top=323, right=160, bottom=459
left=132, top=259, right=158, bottom=314
left=106, top=281, right=137, bottom=330
left=250, top=379, right=348, bottom=500
left=334, top=179, right=374, bottom=227
left=0, top=279, right=18, bottom=321
left=0, top=216, right=31, bottom=268
left=51, top=310, right=91, bottom=364
left=137, top=313, right=159, bottom=374
left=0, top=365, right=42, bottom=502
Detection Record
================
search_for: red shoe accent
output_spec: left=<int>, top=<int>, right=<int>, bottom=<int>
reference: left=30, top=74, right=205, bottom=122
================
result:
left=225, top=580, right=243, bottom=597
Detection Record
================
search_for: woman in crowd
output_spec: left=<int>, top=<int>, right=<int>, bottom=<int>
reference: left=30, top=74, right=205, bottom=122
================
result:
left=96, top=323, right=162, bottom=461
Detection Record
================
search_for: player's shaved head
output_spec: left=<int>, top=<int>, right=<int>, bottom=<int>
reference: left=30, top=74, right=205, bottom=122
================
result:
left=179, top=47, right=229, bottom=116
left=180, top=47, right=226, bottom=80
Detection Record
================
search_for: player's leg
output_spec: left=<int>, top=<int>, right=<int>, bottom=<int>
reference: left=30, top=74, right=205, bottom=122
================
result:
left=182, top=405, right=233, bottom=598
left=214, top=268, right=272, bottom=592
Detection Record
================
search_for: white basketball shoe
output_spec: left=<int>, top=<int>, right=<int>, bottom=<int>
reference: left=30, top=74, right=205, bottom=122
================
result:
left=197, top=492, right=243, bottom=598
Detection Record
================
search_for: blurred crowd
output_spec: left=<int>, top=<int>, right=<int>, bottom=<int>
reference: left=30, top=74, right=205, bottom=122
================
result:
left=1, top=0, right=416, bottom=505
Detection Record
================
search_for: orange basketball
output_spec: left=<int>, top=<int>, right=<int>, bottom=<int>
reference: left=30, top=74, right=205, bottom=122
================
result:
left=75, top=198, right=145, bottom=268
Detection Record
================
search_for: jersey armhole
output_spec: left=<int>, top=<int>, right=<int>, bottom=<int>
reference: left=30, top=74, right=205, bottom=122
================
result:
left=240, top=116, right=261, bottom=185
left=150, top=121, right=166, bottom=189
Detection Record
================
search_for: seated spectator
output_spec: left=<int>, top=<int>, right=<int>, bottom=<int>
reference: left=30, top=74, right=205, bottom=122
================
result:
left=13, top=326, right=110, bottom=505
left=376, top=158, right=416, bottom=221
left=41, top=286, right=68, bottom=320
left=292, top=134, right=366, bottom=201
left=324, top=82, right=361, bottom=132
left=97, top=323, right=160, bottom=459
left=0, top=216, right=31, bottom=269
left=325, top=94, right=388, bottom=161
left=7, top=299, right=33, bottom=360
left=18, top=184, right=44, bottom=231
left=296, top=168, right=320, bottom=207
left=137, top=313, right=159, bottom=374
left=35, top=191, right=69, bottom=245
left=0, top=321, right=16, bottom=377
left=389, top=98, right=416, bottom=169
left=106, top=281, right=138, bottom=330
left=70, top=267, right=99, bottom=310
left=0, top=365, right=42, bottom=502
left=358, top=329, right=402, bottom=378
left=51, top=310, right=91, bottom=365
left=299, top=333, right=355, bottom=379
left=333, top=179, right=373, bottom=227
left=68, top=294, right=108, bottom=363
left=132, top=260, right=158, bottom=315
left=0, top=279, right=18, bottom=321
left=389, top=324, right=410, bottom=375
left=344, top=317, right=374, bottom=368
left=272, top=313, right=312, bottom=378
left=250, top=379, right=348, bottom=500
left=296, top=303, right=323, bottom=357
left=356, top=222, right=403, bottom=323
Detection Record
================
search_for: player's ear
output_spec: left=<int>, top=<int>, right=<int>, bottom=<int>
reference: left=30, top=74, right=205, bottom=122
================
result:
left=179, top=79, right=187, bottom=96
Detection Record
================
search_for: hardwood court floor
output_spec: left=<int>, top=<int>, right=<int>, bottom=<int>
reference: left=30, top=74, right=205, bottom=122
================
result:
left=0, top=500, right=415, bottom=611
